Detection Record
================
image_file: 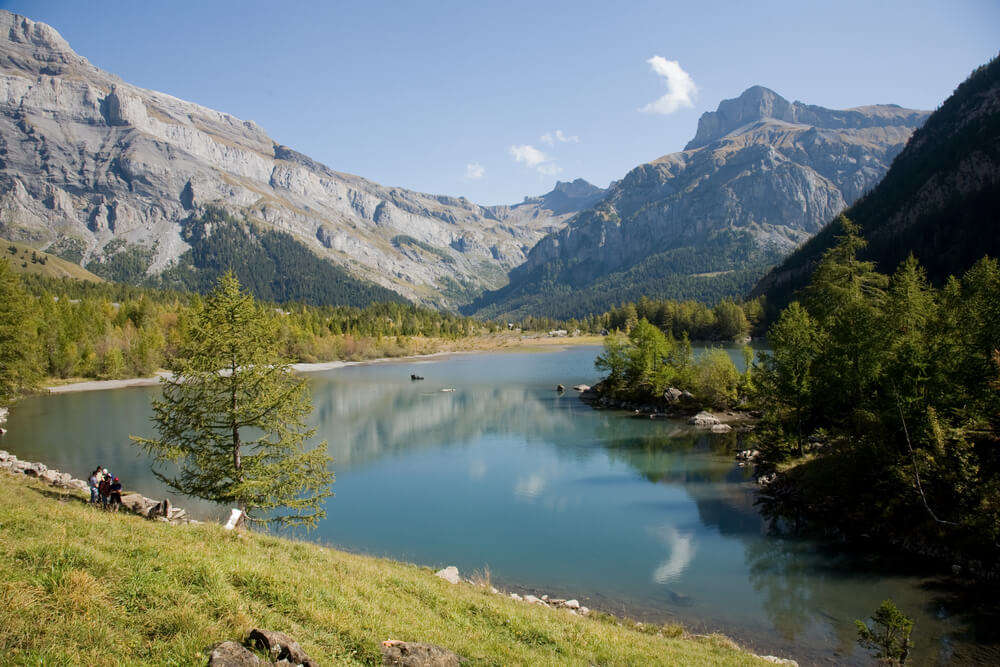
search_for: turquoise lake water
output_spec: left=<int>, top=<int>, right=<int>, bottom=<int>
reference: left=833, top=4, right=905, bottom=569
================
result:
left=3, top=345, right=996, bottom=665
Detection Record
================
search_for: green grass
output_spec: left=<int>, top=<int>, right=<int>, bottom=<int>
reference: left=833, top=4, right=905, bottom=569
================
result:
left=3, top=240, right=102, bottom=282
left=0, top=474, right=768, bottom=666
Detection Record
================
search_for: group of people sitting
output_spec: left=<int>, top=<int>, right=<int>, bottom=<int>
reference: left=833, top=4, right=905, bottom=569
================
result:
left=88, top=467, right=123, bottom=510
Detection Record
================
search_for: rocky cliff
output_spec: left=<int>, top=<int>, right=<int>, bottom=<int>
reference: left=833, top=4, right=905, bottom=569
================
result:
left=753, top=54, right=1000, bottom=317
left=0, top=11, right=600, bottom=307
left=469, top=87, right=929, bottom=319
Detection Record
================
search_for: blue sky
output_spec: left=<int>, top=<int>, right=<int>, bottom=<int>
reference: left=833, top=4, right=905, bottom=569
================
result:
left=3, top=1, right=998, bottom=204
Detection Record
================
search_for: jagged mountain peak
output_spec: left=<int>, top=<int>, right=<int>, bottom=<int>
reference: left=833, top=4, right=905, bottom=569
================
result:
left=2, top=11, right=75, bottom=55
left=551, top=178, right=602, bottom=196
left=469, top=85, right=930, bottom=319
left=685, top=84, right=929, bottom=150
left=516, top=178, right=607, bottom=216
left=685, top=86, right=795, bottom=150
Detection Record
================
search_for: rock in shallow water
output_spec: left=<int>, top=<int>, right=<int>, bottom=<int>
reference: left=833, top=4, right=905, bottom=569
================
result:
left=689, top=411, right=720, bottom=427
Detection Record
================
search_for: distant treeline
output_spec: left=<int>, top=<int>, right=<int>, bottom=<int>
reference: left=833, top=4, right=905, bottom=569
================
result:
left=14, top=272, right=493, bottom=381
left=507, top=296, right=763, bottom=341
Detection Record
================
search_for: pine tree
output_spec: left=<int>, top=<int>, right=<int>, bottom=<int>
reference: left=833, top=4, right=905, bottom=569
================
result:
left=855, top=599, right=913, bottom=665
left=132, top=273, right=333, bottom=527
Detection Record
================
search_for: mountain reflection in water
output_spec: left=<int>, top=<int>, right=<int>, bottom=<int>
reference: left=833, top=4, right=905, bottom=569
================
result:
left=4, top=346, right=996, bottom=665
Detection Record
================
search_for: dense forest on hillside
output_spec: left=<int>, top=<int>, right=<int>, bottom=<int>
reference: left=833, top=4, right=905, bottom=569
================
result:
left=8, top=269, right=489, bottom=382
left=85, top=207, right=405, bottom=308
left=751, top=218, right=1000, bottom=565
left=509, top=296, right=761, bottom=342
left=470, top=231, right=780, bottom=320
left=755, top=54, right=1000, bottom=319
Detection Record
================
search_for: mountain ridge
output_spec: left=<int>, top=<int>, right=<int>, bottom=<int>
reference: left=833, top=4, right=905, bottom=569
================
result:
left=0, top=10, right=601, bottom=308
left=468, top=87, right=929, bottom=319
left=752, top=54, right=1000, bottom=316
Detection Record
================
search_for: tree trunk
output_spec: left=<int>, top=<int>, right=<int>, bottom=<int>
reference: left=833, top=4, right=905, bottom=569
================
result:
left=230, top=356, right=243, bottom=512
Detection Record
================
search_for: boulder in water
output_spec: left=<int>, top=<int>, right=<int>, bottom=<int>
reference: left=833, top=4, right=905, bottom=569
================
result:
left=689, top=411, right=720, bottom=427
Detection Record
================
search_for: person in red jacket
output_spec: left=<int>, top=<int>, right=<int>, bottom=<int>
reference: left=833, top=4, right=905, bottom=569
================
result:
left=97, top=474, right=111, bottom=508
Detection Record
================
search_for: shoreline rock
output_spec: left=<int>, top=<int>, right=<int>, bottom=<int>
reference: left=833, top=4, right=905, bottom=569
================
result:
left=578, top=384, right=757, bottom=429
left=1, top=449, right=199, bottom=526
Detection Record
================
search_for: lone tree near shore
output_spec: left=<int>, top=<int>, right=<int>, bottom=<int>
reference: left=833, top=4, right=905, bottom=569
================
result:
left=132, top=273, right=333, bottom=526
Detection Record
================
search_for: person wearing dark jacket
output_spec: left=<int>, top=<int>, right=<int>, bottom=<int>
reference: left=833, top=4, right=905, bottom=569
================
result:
left=109, top=477, right=123, bottom=511
left=97, top=475, right=111, bottom=508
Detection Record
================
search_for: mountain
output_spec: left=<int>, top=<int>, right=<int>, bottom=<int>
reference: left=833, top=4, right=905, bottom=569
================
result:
left=0, top=11, right=600, bottom=308
left=753, top=55, right=1000, bottom=316
left=467, top=86, right=929, bottom=319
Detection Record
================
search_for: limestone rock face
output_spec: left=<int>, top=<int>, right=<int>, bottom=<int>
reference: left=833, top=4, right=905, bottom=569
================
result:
left=471, top=86, right=929, bottom=318
left=754, top=57, right=1000, bottom=313
left=0, top=10, right=601, bottom=308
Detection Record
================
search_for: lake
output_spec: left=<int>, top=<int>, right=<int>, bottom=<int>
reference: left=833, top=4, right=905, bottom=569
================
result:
left=3, top=345, right=996, bottom=665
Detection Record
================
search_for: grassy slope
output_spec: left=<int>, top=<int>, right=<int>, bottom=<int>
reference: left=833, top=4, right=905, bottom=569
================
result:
left=2, top=240, right=102, bottom=282
left=0, top=474, right=765, bottom=666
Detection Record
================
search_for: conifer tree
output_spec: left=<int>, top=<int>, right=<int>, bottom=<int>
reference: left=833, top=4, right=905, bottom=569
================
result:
left=132, top=273, right=333, bottom=526
left=0, top=258, right=40, bottom=407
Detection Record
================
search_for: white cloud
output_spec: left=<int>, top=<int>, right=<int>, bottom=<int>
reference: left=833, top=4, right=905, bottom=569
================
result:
left=508, top=144, right=548, bottom=167
left=639, top=55, right=697, bottom=115
left=508, top=144, right=561, bottom=176
left=540, top=129, right=580, bottom=146
left=464, top=162, right=485, bottom=180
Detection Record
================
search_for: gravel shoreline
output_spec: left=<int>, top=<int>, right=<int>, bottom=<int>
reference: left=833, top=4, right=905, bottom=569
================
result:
left=44, top=350, right=473, bottom=394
